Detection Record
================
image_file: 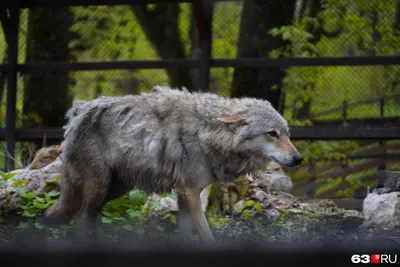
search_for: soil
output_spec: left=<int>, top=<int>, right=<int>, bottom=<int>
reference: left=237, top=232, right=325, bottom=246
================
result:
left=1, top=203, right=399, bottom=250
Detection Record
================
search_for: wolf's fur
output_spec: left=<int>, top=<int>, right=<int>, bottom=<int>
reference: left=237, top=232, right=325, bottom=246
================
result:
left=45, top=85, right=302, bottom=242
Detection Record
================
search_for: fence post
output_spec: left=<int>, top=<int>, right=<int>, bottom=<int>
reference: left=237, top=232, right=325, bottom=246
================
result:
left=378, top=97, right=386, bottom=171
left=192, top=0, right=213, bottom=92
left=379, top=97, right=384, bottom=117
left=4, top=4, right=20, bottom=172
left=308, top=158, right=316, bottom=198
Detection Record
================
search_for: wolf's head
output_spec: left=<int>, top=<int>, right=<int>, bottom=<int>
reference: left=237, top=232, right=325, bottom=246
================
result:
left=216, top=98, right=303, bottom=168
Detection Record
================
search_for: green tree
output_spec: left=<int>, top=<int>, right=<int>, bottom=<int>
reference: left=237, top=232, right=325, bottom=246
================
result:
left=231, top=0, right=297, bottom=112
left=131, top=4, right=201, bottom=91
left=21, top=7, right=74, bottom=165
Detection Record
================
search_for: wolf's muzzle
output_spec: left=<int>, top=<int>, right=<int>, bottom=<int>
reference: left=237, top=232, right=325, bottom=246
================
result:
left=269, top=153, right=303, bottom=167
left=290, top=154, right=303, bottom=167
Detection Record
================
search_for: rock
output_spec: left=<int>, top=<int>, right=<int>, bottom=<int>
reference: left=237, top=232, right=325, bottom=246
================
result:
left=250, top=173, right=293, bottom=192
left=200, top=185, right=212, bottom=212
left=252, top=189, right=270, bottom=202
left=159, top=196, right=178, bottom=212
left=246, top=174, right=254, bottom=182
left=363, top=192, right=400, bottom=227
left=246, top=161, right=293, bottom=193
left=233, top=200, right=246, bottom=214
left=145, top=185, right=211, bottom=217
left=265, top=161, right=284, bottom=174
left=145, top=194, right=178, bottom=217
left=262, top=209, right=280, bottom=221
left=269, top=174, right=293, bottom=192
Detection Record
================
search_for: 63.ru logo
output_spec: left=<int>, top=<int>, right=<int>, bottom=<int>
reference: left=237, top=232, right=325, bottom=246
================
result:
left=351, top=254, right=397, bottom=264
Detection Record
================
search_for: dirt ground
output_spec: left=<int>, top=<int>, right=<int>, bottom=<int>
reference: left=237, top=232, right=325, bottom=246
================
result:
left=1, top=209, right=399, bottom=250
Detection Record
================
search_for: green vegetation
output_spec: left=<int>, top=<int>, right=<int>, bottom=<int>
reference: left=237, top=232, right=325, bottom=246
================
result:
left=0, top=170, right=182, bottom=239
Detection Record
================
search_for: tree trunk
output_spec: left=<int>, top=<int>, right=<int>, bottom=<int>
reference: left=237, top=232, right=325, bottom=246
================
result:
left=391, top=2, right=400, bottom=98
left=21, top=7, right=73, bottom=165
left=293, top=0, right=321, bottom=119
left=231, top=0, right=296, bottom=113
left=0, top=60, right=6, bottom=112
left=189, top=12, right=201, bottom=90
left=0, top=9, right=11, bottom=121
left=131, top=4, right=193, bottom=90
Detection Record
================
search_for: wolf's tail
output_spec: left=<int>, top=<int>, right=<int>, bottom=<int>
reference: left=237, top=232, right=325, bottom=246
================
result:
left=63, top=98, right=112, bottom=141
left=64, top=100, right=89, bottom=128
left=62, top=100, right=90, bottom=139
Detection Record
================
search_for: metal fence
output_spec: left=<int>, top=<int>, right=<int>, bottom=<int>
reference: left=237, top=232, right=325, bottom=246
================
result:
left=0, top=0, right=400, bottom=190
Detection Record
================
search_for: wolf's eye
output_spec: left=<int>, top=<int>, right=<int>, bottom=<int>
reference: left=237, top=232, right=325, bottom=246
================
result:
left=267, top=131, right=278, bottom=138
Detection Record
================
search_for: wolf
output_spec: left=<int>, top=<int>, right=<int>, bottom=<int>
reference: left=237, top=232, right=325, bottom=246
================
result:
left=45, top=85, right=303, bottom=243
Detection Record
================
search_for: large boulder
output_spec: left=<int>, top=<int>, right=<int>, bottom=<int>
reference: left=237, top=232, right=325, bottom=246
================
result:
left=363, top=192, right=400, bottom=227
left=251, top=161, right=293, bottom=192
left=362, top=170, right=400, bottom=228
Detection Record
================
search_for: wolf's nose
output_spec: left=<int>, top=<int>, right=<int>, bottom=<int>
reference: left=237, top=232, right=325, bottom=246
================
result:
left=293, top=154, right=303, bottom=165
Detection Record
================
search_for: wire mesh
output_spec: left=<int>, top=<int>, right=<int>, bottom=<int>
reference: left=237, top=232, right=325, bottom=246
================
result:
left=0, top=1, right=398, bottom=124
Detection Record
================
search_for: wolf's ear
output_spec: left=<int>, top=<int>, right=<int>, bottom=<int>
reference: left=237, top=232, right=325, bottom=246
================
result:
left=217, top=114, right=248, bottom=124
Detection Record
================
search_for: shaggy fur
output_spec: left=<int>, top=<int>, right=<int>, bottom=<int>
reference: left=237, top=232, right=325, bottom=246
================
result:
left=45, top=85, right=302, bottom=242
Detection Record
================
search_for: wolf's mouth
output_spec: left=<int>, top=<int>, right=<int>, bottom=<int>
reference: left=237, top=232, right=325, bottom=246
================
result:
left=270, top=156, right=298, bottom=168
left=280, top=162, right=298, bottom=168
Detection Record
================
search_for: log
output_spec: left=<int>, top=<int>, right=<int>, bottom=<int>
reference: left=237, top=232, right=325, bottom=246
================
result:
left=0, top=146, right=62, bottom=211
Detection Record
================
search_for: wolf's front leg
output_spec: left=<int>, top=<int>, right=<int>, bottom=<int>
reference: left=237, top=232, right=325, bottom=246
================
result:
left=182, top=189, right=215, bottom=243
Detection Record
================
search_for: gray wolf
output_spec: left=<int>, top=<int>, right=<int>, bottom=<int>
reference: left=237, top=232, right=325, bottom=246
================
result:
left=45, top=85, right=303, bottom=243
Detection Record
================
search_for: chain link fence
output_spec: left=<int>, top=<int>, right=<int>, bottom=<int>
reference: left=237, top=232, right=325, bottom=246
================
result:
left=0, top=1, right=399, bottom=126
left=212, top=0, right=400, bottom=122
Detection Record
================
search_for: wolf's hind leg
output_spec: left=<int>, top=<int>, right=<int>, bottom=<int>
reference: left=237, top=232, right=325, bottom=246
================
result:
left=177, top=193, right=193, bottom=242
left=72, top=167, right=111, bottom=242
left=43, top=165, right=83, bottom=226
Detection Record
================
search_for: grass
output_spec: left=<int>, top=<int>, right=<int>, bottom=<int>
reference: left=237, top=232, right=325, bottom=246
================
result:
left=0, top=142, right=25, bottom=171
